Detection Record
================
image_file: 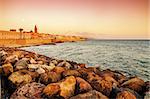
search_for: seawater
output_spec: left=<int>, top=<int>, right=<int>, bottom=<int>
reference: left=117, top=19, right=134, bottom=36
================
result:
left=21, top=40, right=150, bottom=81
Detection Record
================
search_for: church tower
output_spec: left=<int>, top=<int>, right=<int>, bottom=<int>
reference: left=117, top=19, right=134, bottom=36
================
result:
left=34, top=25, right=37, bottom=33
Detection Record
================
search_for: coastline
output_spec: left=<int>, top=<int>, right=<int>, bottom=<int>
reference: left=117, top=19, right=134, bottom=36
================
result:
left=0, top=38, right=86, bottom=48
left=0, top=47, right=149, bottom=99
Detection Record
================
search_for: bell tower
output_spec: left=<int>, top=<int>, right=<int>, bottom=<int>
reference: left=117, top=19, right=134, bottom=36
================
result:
left=34, top=25, right=37, bottom=33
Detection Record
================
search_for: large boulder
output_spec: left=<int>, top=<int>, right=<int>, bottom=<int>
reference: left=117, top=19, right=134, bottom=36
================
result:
left=103, top=76, right=119, bottom=87
left=144, top=81, right=150, bottom=99
left=28, top=64, right=55, bottom=74
left=10, top=82, right=45, bottom=99
left=15, top=59, right=28, bottom=70
left=5, top=55, right=18, bottom=65
left=2, top=62, right=13, bottom=76
left=12, top=51, right=24, bottom=59
left=90, top=79, right=113, bottom=97
left=63, top=70, right=81, bottom=77
left=99, top=69, right=127, bottom=84
left=52, top=66, right=66, bottom=74
left=0, top=50, right=7, bottom=65
left=110, top=87, right=142, bottom=99
left=39, top=71, right=61, bottom=85
left=77, top=70, right=113, bottom=96
left=86, top=66, right=101, bottom=74
left=86, top=72, right=102, bottom=82
left=70, top=90, right=108, bottom=99
left=29, top=57, right=37, bottom=64
left=43, top=83, right=60, bottom=98
left=116, top=90, right=136, bottom=99
left=76, top=77, right=92, bottom=94
left=57, top=61, right=73, bottom=69
left=8, top=70, right=32, bottom=87
left=60, top=76, right=76, bottom=98
left=121, top=77, right=145, bottom=93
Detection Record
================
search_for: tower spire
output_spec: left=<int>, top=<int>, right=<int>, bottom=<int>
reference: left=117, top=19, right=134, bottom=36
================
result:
left=34, top=25, right=37, bottom=33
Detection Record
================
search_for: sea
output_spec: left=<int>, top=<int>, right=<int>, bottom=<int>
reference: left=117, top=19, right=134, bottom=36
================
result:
left=21, top=40, right=150, bottom=81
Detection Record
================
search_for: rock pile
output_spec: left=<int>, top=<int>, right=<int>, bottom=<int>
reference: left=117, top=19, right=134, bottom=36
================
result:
left=0, top=47, right=149, bottom=99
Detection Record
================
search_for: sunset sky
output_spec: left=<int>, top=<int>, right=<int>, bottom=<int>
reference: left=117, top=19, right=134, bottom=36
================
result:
left=0, top=0, right=149, bottom=39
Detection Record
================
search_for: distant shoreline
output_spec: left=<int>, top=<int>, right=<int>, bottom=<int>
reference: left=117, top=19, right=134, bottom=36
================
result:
left=87, top=38, right=150, bottom=41
left=0, top=38, right=86, bottom=48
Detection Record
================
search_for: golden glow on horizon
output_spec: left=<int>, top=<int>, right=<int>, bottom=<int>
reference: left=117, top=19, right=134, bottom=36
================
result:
left=0, top=0, right=149, bottom=39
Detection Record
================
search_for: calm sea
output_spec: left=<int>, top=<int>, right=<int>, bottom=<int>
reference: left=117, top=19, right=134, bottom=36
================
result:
left=21, top=40, right=150, bottom=81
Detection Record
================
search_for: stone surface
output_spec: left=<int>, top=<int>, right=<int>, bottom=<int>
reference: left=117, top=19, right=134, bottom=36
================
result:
left=8, top=70, right=32, bottom=87
left=2, top=63, right=13, bottom=76
left=76, top=77, right=92, bottom=94
left=15, top=59, right=28, bottom=70
left=116, top=90, right=136, bottom=99
left=39, top=71, right=61, bottom=85
left=10, top=82, right=45, bottom=99
left=70, top=90, right=108, bottom=99
left=121, top=77, right=145, bottom=93
left=43, top=83, right=60, bottom=97
left=60, top=76, right=76, bottom=98
left=63, top=70, right=81, bottom=77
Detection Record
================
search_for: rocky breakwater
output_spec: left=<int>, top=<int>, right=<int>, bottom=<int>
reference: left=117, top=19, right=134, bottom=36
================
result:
left=0, top=47, right=149, bottom=99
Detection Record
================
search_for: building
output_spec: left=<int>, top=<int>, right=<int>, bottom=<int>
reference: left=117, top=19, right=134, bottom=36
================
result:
left=34, top=25, right=38, bottom=33
left=0, top=30, right=31, bottom=39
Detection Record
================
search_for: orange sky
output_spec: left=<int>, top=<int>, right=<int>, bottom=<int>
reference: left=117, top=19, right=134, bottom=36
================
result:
left=0, top=0, right=149, bottom=39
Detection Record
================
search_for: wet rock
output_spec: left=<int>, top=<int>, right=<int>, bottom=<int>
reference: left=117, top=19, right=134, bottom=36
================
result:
left=76, top=77, right=92, bottom=94
left=5, top=55, right=18, bottom=65
left=113, top=71, right=127, bottom=84
left=0, top=50, right=7, bottom=65
left=36, top=67, right=46, bottom=74
left=41, top=64, right=55, bottom=71
left=48, top=63, right=56, bottom=70
left=12, top=51, right=24, bottom=59
left=57, top=61, right=72, bottom=69
left=0, top=66, right=2, bottom=74
left=39, top=71, right=61, bottom=85
left=36, top=57, right=49, bottom=65
left=116, top=90, right=136, bottom=99
left=43, top=83, right=60, bottom=97
left=2, top=62, right=13, bottom=76
left=111, top=87, right=142, bottom=99
left=24, top=52, right=37, bottom=59
left=0, top=50, right=7, bottom=56
left=10, top=82, right=45, bottom=99
left=52, top=66, right=66, bottom=74
left=30, top=57, right=37, bottom=64
left=145, top=81, right=150, bottom=92
left=99, top=69, right=115, bottom=77
left=70, top=90, right=108, bottom=99
left=91, top=79, right=113, bottom=97
left=144, top=81, right=150, bottom=99
left=27, top=64, right=38, bottom=71
left=144, top=92, right=150, bottom=99
left=86, top=66, right=101, bottom=74
left=121, top=77, right=145, bottom=93
left=37, top=60, right=44, bottom=65
left=63, top=70, right=81, bottom=77
left=78, top=63, right=86, bottom=68
left=81, top=71, right=113, bottom=96
left=103, top=76, right=119, bottom=87
left=60, top=76, right=76, bottom=98
left=50, top=59, right=58, bottom=65
left=15, top=59, right=28, bottom=70
left=28, top=64, right=55, bottom=74
left=99, top=69, right=127, bottom=85
left=86, top=72, right=102, bottom=82
left=26, top=70, right=39, bottom=80
left=8, top=70, right=32, bottom=87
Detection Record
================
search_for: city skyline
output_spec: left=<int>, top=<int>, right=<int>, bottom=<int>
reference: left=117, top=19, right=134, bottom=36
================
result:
left=0, top=0, right=149, bottom=39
